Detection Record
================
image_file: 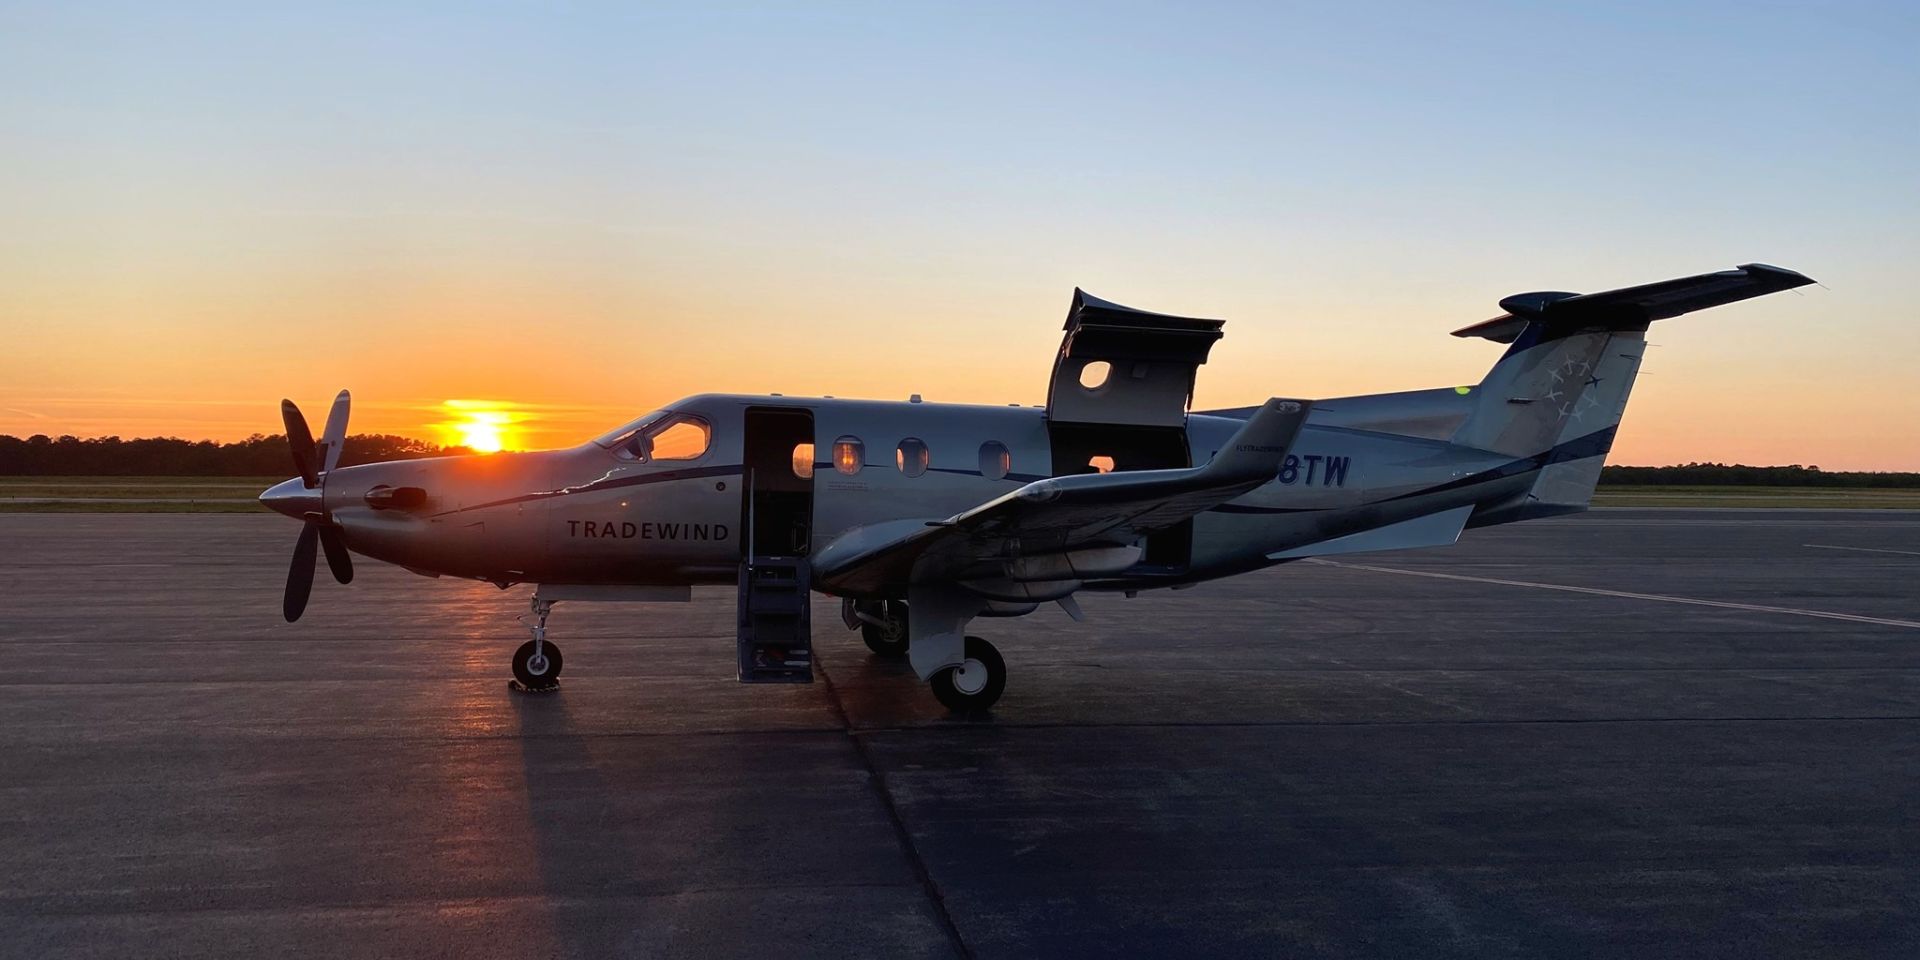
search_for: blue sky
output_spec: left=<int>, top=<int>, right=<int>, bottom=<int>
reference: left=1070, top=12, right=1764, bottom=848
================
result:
left=3, top=1, right=1916, bottom=465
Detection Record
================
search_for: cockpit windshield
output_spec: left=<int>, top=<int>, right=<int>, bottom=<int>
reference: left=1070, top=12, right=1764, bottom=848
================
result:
left=591, top=410, right=666, bottom=448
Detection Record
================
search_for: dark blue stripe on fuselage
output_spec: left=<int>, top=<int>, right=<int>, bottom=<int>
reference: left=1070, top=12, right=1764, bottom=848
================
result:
left=429, top=463, right=743, bottom=517
left=925, top=466, right=1049, bottom=483
left=1206, top=425, right=1618, bottom=516
left=433, top=461, right=1050, bottom=518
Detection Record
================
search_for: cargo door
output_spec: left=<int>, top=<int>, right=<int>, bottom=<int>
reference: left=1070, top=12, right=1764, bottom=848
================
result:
left=1044, top=290, right=1227, bottom=571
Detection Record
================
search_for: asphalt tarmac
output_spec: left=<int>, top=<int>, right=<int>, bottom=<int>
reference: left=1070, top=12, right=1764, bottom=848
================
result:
left=1, top=510, right=1916, bottom=959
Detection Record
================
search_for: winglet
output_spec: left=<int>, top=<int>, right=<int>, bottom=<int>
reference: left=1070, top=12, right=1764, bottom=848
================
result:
left=1201, top=398, right=1312, bottom=482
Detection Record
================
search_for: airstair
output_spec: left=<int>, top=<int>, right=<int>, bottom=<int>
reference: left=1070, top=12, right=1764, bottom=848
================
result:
left=736, top=556, right=813, bottom=683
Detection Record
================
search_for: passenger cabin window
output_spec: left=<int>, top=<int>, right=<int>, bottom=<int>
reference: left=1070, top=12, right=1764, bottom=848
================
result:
left=833, top=437, right=864, bottom=475
left=979, top=441, right=1011, bottom=480
left=619, top=414, right=710, bottom=462
left=1088, top=455, right=1116, bottom=474
left=897, top=438, right=929, bottom=478
left=791, top=443, right=815, bottom=479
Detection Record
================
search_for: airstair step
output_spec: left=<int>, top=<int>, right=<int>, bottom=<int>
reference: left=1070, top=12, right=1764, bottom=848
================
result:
left=736, top=556, right=813, bottom=683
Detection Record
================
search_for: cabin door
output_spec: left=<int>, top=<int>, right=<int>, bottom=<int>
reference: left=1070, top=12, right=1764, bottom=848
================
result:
left=740, top=407, right=815, bottom=558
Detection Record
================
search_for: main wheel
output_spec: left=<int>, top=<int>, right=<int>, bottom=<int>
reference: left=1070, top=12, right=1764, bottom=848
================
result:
left=861, top=600, right=910, bottom=657
left=930, top=636, right=1005, bottom=713
left=513, top=639, right=564, bottom=689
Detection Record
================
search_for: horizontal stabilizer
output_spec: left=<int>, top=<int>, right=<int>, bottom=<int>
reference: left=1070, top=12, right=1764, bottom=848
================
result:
left=1453, top=263, right=1814, bottom=343
left=1268, top=506, right=1473, bottom=560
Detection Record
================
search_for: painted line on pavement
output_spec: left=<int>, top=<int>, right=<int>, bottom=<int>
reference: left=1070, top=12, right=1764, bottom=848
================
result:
left=1309, top=559, right=1920, bottom=630
left=1804, top=543, right=1920, bottom=558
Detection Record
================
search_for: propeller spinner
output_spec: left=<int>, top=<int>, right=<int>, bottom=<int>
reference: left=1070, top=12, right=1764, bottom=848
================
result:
left=264, top=390, right=354, bottom=621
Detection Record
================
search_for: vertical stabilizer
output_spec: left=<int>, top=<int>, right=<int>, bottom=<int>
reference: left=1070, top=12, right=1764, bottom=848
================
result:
left=1451, top=325, right=1647, bottom=511
left=1453, top=327, right=1645, bottom=457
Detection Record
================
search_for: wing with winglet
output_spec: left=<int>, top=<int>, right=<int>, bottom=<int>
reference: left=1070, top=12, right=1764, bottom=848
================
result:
left=812, top=398, right=1312, bottom=597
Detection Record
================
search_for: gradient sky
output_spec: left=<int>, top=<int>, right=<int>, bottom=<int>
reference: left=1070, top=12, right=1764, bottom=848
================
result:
left=3, top=1, right=1916, bottom=467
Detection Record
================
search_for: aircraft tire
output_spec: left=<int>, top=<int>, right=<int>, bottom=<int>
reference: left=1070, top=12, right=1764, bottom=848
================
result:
left=512, top=639, right=564, bottom=689
left=930, top=636, right=1004, bottom=713
left=860, top=600, right=910, bottom=657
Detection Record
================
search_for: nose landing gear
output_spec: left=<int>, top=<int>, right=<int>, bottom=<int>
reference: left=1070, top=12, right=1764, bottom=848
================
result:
left=511, top=595, right=564, bottom=692
left=846, top=599, right=910, bottom=657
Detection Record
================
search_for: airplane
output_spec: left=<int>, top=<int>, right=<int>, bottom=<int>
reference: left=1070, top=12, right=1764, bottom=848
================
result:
left=259, top=263, right=1814, bottom=711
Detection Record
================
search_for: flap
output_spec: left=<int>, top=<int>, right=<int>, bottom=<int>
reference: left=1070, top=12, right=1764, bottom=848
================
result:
left=1046, top=289, right=1226, bottom=427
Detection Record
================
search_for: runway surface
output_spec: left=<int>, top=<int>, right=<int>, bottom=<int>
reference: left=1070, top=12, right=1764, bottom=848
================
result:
left=1, top=510, right=1916, bottom=958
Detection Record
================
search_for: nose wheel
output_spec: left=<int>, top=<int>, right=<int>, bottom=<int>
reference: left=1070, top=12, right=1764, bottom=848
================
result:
left=513, top=639, right=564, bottom=689
left=511, top=595, right=564, bottom=691
left=856, top=599, right=910, bottom=657
left=929, top=636, right=1005, bottom=713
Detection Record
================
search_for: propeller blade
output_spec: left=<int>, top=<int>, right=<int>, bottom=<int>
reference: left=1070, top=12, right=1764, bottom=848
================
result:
left=281, top=399, right=319, bottom=489
left=284, top=523, right=318, bottom=622
left=317, top=523, right=354, bottom=585
left=319, top=389, right=351, bottom=475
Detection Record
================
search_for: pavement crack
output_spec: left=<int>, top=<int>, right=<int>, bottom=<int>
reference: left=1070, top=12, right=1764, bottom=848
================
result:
left=816, top=647, right=975, bottom=960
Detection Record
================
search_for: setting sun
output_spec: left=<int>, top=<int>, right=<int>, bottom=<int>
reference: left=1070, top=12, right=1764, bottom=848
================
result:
left=437, top=400, right=520, bottom=454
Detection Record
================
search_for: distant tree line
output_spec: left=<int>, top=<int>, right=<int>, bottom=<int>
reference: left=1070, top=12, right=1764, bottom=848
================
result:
left=4, top=436, right=1917, bottom=486
left=1600, top=463, right=1920, bottom=488
left=0, top=434, right=473, bottom=476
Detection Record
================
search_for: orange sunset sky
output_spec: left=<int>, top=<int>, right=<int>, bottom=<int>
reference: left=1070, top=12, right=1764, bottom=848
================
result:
left=4, top=5, right=1917, bottom=469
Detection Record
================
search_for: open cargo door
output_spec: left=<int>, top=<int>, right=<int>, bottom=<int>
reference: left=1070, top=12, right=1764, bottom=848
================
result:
left=1044, top=290, right=1226, bottom=571
left=1045, top=289, right=1225, bottom=428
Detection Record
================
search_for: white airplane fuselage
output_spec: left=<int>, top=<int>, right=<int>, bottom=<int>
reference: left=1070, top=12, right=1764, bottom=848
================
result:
left=297, top=388, right=1529, bottom=596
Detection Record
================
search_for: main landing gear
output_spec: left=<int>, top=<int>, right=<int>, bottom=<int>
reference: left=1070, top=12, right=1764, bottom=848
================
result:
left=928, top=636, right=1005, bottom=713
left=843, top=598, right=1007, bottom=713
left=512, top=595, right=564, bottom=691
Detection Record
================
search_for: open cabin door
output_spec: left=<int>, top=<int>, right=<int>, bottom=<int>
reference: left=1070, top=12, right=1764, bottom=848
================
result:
left=740, top=406, right=815, bottom=558
left=1045, top=290, right=1226, bottom=570
left=736, top=406, right=816, bottom=684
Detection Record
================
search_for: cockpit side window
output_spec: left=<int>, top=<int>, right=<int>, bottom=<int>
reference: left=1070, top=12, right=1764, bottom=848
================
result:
left=592, top=409, right=665, bottom=449
left=614, top=414, right=711, bottom=463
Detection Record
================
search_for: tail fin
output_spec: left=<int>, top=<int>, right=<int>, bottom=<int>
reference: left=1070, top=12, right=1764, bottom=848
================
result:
left=1450, top=263, right=1813, bottom=510
left=1451, top=328, right=1645, bottom=459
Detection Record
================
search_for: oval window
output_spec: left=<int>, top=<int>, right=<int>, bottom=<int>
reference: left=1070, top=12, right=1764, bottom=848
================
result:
left=833, top=436, right=864, bottom=475
left=1078, top=360, right=1111, bottom=390
left=791, top=442, right=815, bottom=479
left=979, top=441, right=1011, bottom=481
left=896, top=438, right=929, bottom=478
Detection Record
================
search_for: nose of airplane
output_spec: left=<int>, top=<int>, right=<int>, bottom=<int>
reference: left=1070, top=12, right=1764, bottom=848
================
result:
left=259, top=477, right=323, bottom=520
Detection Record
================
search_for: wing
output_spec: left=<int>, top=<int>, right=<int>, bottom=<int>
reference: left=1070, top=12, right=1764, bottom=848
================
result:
left=1452, top=263, right=1815, bottom=343
left=813, top=398, right=1311, bottom=596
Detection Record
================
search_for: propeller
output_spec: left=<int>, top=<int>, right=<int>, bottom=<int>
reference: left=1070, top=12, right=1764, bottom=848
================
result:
left=281, top=399, right=318, bottom=488
left=277, top=390, right=354, bottom=622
